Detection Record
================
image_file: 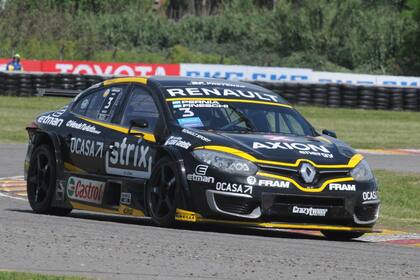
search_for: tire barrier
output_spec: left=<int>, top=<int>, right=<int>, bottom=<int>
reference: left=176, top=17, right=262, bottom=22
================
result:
left=0, top=72, right=419, bottom=111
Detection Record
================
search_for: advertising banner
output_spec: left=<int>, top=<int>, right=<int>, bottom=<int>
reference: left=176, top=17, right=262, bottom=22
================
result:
left=180, top=63, right=313, bottom=82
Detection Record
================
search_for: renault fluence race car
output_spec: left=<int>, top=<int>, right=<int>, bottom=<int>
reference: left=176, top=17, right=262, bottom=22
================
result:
left=25, top=76, right=380, bottom=240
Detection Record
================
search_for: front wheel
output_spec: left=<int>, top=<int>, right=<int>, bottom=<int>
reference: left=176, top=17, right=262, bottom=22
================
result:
left=146, top=157, right=180, bottom=227
left=321, top=230, right=365, bottom=240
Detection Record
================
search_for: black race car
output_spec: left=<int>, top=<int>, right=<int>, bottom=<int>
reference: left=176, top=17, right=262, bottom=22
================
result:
left=25, top=76, right=380, bottom=240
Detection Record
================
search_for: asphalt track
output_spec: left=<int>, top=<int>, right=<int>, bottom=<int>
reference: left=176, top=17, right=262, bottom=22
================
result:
left=0, top=144, right=419, bottom=280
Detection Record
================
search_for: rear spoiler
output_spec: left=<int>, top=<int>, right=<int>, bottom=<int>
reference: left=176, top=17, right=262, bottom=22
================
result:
left=36, top=88, right=81, bottom=98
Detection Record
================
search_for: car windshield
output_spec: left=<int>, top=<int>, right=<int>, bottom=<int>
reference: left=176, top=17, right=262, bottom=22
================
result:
left=168, top=99, right=315, bottom=136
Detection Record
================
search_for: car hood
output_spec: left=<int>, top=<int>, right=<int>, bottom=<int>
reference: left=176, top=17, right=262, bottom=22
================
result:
left=196, top=131, right=356, bottom=166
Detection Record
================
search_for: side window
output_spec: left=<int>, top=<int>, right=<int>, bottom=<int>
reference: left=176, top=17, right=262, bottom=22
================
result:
left=121, top=86, right=159, bottom=132
left=72, top=86, right=125, bottom=122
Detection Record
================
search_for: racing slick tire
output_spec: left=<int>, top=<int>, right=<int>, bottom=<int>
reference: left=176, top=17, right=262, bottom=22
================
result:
left=146, top=157, right=180, bottom=227
left=27, top=144, right=72, bottom=216
left=321, top=230, right=365, bottom=240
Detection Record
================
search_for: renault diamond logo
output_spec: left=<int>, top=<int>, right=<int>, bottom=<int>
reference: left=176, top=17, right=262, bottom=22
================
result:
left=299, top=163, right=316, bottom=184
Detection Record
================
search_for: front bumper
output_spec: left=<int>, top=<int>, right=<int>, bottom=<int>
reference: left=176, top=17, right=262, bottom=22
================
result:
left=185, top=163, right=380, bottom=228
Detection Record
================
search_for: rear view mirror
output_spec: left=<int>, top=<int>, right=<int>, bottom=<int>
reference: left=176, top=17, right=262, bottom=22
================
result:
left=128, top=119, right=148, bottom=135
left=322, top=129, right=337, bottom=138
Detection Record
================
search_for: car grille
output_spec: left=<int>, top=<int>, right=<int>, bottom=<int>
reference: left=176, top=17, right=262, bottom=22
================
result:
left=258, top=164, right=350, bottom=189
left=268, top=193, right=345, bottom=207
left=213, top=193, right=258, bottom=215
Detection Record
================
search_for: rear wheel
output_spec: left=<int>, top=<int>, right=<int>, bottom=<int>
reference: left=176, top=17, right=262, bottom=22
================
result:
left=146, top=157, right=179, bottom=227
left=27, top=144, right=71, bottom=216
left=321, top=230, right=365, bottom=240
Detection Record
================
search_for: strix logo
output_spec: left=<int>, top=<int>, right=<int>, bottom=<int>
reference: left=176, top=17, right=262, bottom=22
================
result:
left=105, top=137, right=152, bottom=179
left=195, top=165, right=208, bottom=176
left=299, top=163, right=317, bottom=184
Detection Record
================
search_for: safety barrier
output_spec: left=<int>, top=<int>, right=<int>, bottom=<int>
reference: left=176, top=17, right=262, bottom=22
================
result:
left=0, top=72, right=419, bottom=111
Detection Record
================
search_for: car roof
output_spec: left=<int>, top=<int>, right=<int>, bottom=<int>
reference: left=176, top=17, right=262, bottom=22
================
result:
left=103, top=76, right=271, bottom=93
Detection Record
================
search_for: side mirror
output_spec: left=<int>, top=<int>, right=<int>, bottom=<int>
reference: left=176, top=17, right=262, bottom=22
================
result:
left=322, top=129, right=337, bottom=138
left=128, top=119, right=148, bottom=135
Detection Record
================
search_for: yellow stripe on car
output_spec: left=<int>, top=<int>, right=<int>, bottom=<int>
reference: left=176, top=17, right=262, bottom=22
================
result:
left=174, top=209, right=375, bottom=232
left=257, top=172, right=354, bottom=193
left=80, top=117, right=156, bottom=142
left=166, top=97, right=293, bottom=108
left=103, top=77, right=148, bottom=86
left=195, top=145, right=363, bottom=169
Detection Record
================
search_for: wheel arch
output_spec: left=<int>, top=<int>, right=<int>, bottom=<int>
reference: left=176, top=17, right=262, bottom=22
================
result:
left=31, top=130, right=65, bottom=179
left=153, top=146, right=194, bottom=213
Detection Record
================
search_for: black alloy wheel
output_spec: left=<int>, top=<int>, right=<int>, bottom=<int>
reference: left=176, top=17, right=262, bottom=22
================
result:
left=27, top=144, right=71, bottom=215
left=147, top=157, right=179, bottom=226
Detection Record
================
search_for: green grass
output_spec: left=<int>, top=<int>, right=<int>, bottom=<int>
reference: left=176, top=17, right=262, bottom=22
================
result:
left=0, top=96, right=68, bottom=143
left=1, top=96, right=420, bottom=149
left=297, top=106, right=420, bottom=149
left=375, top=170, right=420, bottom=231
left=0, top=271, right=91, bottom=280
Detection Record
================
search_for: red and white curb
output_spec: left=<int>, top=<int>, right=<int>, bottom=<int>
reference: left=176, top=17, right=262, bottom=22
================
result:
left=1, top=176, right=419, bottom=247
left=358, top=149, right=420, bottom=156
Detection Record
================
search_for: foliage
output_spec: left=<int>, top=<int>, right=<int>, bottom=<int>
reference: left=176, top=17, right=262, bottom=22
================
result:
left=0, top=0, right=418, bottom=75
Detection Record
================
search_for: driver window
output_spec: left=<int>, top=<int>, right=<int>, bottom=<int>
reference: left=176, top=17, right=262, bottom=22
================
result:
left=121, top=86, right=159, bottom=132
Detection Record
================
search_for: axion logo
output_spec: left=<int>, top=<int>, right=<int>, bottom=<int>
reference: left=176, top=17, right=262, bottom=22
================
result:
left=253, top=141, right=333, bottom=158
left=66, top=177, right=105, bottom=205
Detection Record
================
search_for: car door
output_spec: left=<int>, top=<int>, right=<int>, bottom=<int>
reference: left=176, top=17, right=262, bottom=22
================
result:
left=103, top=84, right=160, bottom=180
left=67, top=84, right=128, bottom=175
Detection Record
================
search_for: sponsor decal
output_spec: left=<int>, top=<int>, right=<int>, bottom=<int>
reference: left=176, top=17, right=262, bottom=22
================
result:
left=70, top=137, right=104, bottom=158
left=67, top=177, right=105, bottom=204
left=181, top=128, right=211, bottom=142
left=120, top=192, right=132, bottom=205
left=195, top=164, right=208, bottom=176
left=66, top=120, right=101, bottom=134
left=259, top=179, right=290, bottom=188
left=166, top=87, right=279, bottom=103
left=165, top=136, right=192, bottom=150
left=292, top=206, right=328, bottom=217
left=253, top=141, right=333, bottom=158
left=55, top=180, right=65, bottom=201
left=215, top=182, right=253, bottom=194
left=246, top=176, right=289, bottom=188
left=98, top=88, right=121, bottom=120
left=187, top=164, right=214, bottom=183
left=177, top=117, right=204, bottom=128
left=329, top=183, right=356, bottom=191
left=172, top=100, right=228, bottom=109
left=105, top=137, right=152, bottom=178
left=37, top=114, right=64, bottom=127
left=362, top=191, right=378, bottom=201
left=51, top=107, right=67, bottom=118
left=263, top=135, right=293, bottom=141
left=247, top=176, right=257, bottom=185
left=189, top=81, right=246, bottom=88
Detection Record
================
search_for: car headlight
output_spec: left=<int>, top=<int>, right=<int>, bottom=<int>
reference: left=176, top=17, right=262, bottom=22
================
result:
left=350, top=159, right=374, bottom=182
left=192, top=150, right=258, bottom=175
